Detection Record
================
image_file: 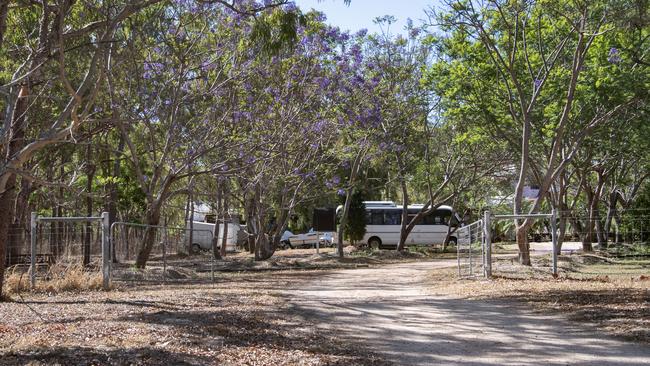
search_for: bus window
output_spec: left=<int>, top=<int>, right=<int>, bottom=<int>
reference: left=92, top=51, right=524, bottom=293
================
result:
left=422, top=214, right=436, bottom=225
left=406, top=209, right=421, bottom=225
left=384, top=210, right=401, bottom=225
left=370, top=210, right=384, bottom=225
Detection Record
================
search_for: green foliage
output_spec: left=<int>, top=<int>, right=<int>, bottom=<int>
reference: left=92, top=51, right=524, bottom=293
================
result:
left=343, top=190, right=367, bottom=244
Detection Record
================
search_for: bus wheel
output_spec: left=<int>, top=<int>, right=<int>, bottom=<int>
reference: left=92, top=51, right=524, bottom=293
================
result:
left=448, top=237, right=457, bottom=246
left=191, top=243, right=202, bottom=254
left=368, top=237, right=382, bottom=249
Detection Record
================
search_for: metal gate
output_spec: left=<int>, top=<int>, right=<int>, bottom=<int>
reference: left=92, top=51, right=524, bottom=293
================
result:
left=457, top=210, right=559, bottom=279
left=29, top=212, right=110, bottom=290
left=456, top=218, right=486, bottom=278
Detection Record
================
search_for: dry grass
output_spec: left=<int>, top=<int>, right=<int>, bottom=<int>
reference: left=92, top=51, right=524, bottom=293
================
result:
left=428, top=255, right=650, bottom=343
left=4, top=263, right=104, bottom=296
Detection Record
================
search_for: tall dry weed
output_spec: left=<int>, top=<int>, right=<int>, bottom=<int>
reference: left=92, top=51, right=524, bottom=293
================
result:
left=4, top=262, right=104, bottom=295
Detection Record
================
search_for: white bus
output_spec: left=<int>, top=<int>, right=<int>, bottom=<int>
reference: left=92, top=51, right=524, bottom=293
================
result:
left=338, top=201, right=464, bottom=248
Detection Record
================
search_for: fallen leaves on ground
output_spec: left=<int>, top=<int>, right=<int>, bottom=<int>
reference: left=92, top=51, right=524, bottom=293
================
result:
left=428, top=255, right=649, bottom=344
left=0, top=271, right=388, bottom=366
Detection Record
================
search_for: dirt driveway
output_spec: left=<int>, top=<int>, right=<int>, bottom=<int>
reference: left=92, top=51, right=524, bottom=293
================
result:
left=287, top=260, right=650, bottom=366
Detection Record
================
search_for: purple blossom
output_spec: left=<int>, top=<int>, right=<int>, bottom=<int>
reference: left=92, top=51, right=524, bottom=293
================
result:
left=355, top=29, right=368, bottom=38
left=312, top=120, right=326, bottom=133
left=534, top=79, right=542, bottom=89
left=318, top=77, right=331, bottom=89
left=337, top=189, right=346, bottom=196
left=608, top=47, right=621, bottom=64
left=332, top=175, right=340, bottom=184
left=350, top=45, right=363, bottom=64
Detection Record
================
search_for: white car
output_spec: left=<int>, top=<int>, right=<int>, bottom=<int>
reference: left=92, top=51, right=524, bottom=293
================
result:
left=283, top=229, right=337, bottom=248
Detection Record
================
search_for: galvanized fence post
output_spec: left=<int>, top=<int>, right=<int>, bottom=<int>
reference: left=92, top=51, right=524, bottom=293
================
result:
left=483, top=210, right=492, bottom=279
left=101, top=212, right=110, bottom=290
left=30, top=212, right=37, bottom=289
left=551, top=209, right=558, bottom=277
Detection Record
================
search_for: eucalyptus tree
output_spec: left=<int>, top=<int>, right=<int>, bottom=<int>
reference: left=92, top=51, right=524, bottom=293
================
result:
left=0, top=0, right=172, bottom=298
left=431, top=0, right=644, bottom=263
left=354, top=18, right=508, bottom=251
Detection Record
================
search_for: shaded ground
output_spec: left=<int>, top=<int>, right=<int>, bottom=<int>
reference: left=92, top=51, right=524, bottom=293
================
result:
left=0, top=271, right=387, bottom=366
left=288, top=260, right=650, bottom=366
left=2, top=251, right=647, bottom=365
left=434, top=254, right=650, bottom=344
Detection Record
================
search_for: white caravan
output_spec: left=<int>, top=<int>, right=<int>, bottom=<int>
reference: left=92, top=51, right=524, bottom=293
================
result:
left=337, top=201, right=465, bottom=248
left=186, top=221, right=239, bottom=253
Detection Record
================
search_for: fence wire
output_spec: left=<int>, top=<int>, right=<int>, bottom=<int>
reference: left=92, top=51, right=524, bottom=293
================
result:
left=489, top=211, right=650, bottom=280
left=110, top=222, right=217, bottom=283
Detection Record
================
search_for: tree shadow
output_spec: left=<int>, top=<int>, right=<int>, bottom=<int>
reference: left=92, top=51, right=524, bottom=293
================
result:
left=2, top=346, right=211, bottom=366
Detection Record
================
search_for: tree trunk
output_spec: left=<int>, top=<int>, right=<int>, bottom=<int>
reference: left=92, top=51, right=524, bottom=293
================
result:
left=211, top=184, right=223, bottom=259
left=603, top=190, right=617, bottom=247
left=245, top=196, right=255, bottom=255
left=337, top=151, right=364, bottom=258
left=134, top=207, right=161, bottom=269
left=337, top=189, right=354, bottom=257
left=515, top=225, right=531, bottom=265
left=442, top=221, right=454, bottom=252
left=557, top=213, right=567, bottom=251
left=0, top=85, right=29, bottom=298
left=108, top=137, right=124, bottom=263
left=613, top=214, right=622, bottom=244
left=7, top=177, right=32, bottom=265
left=396, top=175, right=409, bottom=252
left=83, top=144, right=95, bottom=267
left=220, top=184, right=229, bottom=258
left=55, top=165, right=65, bottom=258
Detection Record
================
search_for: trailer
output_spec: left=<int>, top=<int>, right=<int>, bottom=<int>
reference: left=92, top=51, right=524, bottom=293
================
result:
left=185, top=221, right=239, bottom=253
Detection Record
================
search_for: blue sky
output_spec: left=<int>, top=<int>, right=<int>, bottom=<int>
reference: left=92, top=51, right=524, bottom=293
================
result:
left=294, top=0, right=440, bottom=35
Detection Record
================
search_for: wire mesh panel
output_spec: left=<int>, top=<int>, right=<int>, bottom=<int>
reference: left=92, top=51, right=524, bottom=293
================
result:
left=5, top=226, right=29, bottom=267
left=555, top=209, right=650, bottom=251
left=487, top=212, right=558, bottom=279
left=110, top=222, right=216, bottom=283
left=36, top=220, right=103, bottom=265
left=3, top=226, right=31, bottom=291
left=27, top=214, right=109, bottom=290
left=457, top=220, right=484, bottom=278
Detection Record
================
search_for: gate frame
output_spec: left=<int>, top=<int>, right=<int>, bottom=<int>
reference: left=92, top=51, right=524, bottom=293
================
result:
left=30, top=212, right=110, bottom=290
left=456, top=218, right=485, bottom=278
